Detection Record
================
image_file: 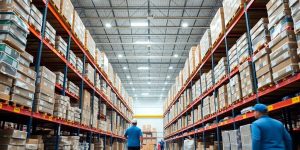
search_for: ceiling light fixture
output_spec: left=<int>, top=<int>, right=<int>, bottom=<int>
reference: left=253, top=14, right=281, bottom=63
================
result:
left=127, top=75, right=131, bottom=79
left=105, top=23, right=112, bottom=28
left=132, top=88, right=135, bottom=91
left=181, top=23, right=188, bottom=28
left=131, top=22, right=148, bottom=27
left=118, top=54, right=123, bottom=58
left=130, top=82, right=133, bottom=85
left=147, top=82, right=151, bottom=85
left=167, top=76, right=170, bottom=79
left=123, top=66, right=127, bottom=70
left=141, top=93, right=149, bottom=96
left=135, top=41, right=151, bottom=44
left=162, top=88, right=165, bottom=90
left=173, top=54, right=179, bottom=58
left=169, top=66, right=173, bottom=70
left=137, top=66, right=149, bottom=70
left=165, top=82, right=168, bottom=85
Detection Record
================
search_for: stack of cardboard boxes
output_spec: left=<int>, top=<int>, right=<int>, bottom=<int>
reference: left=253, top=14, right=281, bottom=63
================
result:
left=218, top=84, right=228, bottom=110
left=240, top=124, right=252, bottom=150
left=206, top=70, right=213, bottom=89
left=60, top=0, right=74, bottom=27
left=0, top=0, right=31, bottom=22
left=200, top=30, right=212, bottom=60
left=85, top=30, right=96, bottom=59
left=45, top=22, right=56, bottom=46
left=81, top=90, right=91, bottom=126
left=222, top=131, right=231, bottom=150
left=76, top=57, right=83, bottom=73
left=43, top=136, right=72, bottom=150
left=253, top=47, right=273, bottom=90
left=209, top=95, right=216, bottom=114
left=290, top=0, right=300, bottom=32
left=35, top=66, right=56, bottom=115
left=250, top=18, right=270, bottom=53
left=11, top=51, right=36, bottom=108
left=239, top=61, right=254, bottom=98
left=55, top=36, right=67, bottom=57
left=53, top=94, right=69, bottom=119
left=210, top=8, right=225, bottom=46
left=92, top=96, right=99, bottom=128
left=54, top=72, right=64, bottom=86
left=85, top=63, right=95, bottom=84
left=267, top=0, right=300, bottom=83
left=26, top=136, right=44, bottom=150
left=223, top=0, right=244, bottom=27
left=226, top=74, right=242, bottom=105
left=94, top=139, right=104, bottom=150
left=73, top=106, right=81, bottom=123
left=66, top=105, right=75, bottom=122
left=29, top=4, right=42, bottom=32
left=202, top=96, right=210, bottom=118
left=0, top=128, right=27, bottom=150
left=214, top=57, right=228, bottom=83
left=201, top=73, right=207, bottom=94
left=237, top=33, right=250, bottom=64
left=67, top=81, right=79, bottom=97
left=72, top=10, right=85, bottom=45
left=229, top=44, right=239, bottom=71
left=222, top=124, right=252, bottom=150
left=69, top=50, right=76, bottom=67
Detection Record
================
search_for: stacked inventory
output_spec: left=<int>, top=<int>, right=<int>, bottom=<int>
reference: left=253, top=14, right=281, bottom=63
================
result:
left=290, top=0, right=300, bottom=32
left=45, top=22, right=56, bottom=46
left=82, top=90, right=91, bottom=126
left=26, top=137, right=44, bottom=150
left=85, top=63, right=95, bottom=84
left=92, top=96, right=99, bottom=128
left=73, top=106, right=81, bottom=123
left=188, top=46, right=198, bottom=74
left=218, top=84, right=228, bottom=109
left=267, top=0, right=300, bottom=82
left=222, top=131, right=231, bottom=150
left=202, top=96, right=210, bottom=117
left=142, top=126, right=157, bottom=150
left=54, top=72, right=64, bottom=86
left=55, top=36, right=67, bottom=57
left=210, top=8, right=225, bottom=46
left=214, top=57, right=228, bottom=83
left=0, top=129, right=27, bottom=149
left=69, top=50, right=76, bottom=67
left=229, top=130, right=242, bottom=150
left=201, top=73, right=207, bottom=94
left=67, top=81, right=79, bottom=97
left=200, top=29, right=212, bottom=60
left=206, top=70, right=213, bottom=89
left=0, top=0, right=31, bottom=22
left=239, top=61, right=254, bottom=98
left=53, top=94, right=69, bottom=119
left=66, top=105, right=74, bottom=121
left=43, top=136, right=71, bottom=150
left=29, top=4, right=42, bottom=32
left=35, top=66, right=56, bottom=115
left=250, top=18, right=270, bottom=53
left=237, top=33, right=250, bottom=64
left=85, top=30, right=96, bottom=59
left=227, top=74, right=242, bottom=105
left=223, top=0, right=244, bottom=27
left=253, top=47, right=273, bottom=90
left=191, top=79, right=200, bottom=101
left=94, top=139, right=104, bottom=150
left=228, top=44, right=239, bottom=71
left=240, top=124, right=252, bottom=150
left=12, top=51, right=36, bottom=108
left=209, top=95, right=216, bottom=114
left=60, top=0, right=74, bottom=27
left=72, top=10, right=85, bottom=45
left=76, top=57, right=83, bottom=73
left=69, top=136, right=80, bottom=150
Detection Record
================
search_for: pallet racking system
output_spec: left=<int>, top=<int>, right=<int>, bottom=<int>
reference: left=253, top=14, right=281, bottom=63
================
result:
left=0, top=0, right=133, bottom=149
left=163, top=0, right=300, bottom=149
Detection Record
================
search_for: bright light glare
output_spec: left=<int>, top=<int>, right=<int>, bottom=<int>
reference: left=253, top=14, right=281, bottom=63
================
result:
left=135, top=41, right=151, bottom=44
left=131, top=22, right=148, bottom=27
left=167, top=76, right=170, bottom=79
left=138, top=66, right=149, bottom=70
left=118, top=54, right=123, bottom=58
left=123, top=66, right=127, bottom=70
left=127, top=75, right=131, bottom=79
left=132, top=88, right=135, bottom=91
left=174, top=54, right=179, bottom=58
left=169, top=66, right=173, bottom=70
left=181, top=23, right=188, bottom=27
left=165, top=82, right=168, bottom=85
left=147, top=82, right=151, bottom=85
left=162, top=88, right=165, bottom=90
left=105, top=23, right=112, bottom=28
left=130, top=82, right=133, bottom=85
left=141, top=93, right=149, bottom=96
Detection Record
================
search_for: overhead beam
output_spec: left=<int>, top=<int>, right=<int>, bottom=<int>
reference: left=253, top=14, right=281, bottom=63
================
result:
left=110, top=62, right=184, bottom=64
left=86, top=26, right=209, bottom=29
left=74, top=6, right=219, bottom=10
left=107, top=55, right=187, bottom=59
left=92, top=34, right=202, bottom=37
left=103, top=50, right=190, bottom=53
left=96, top=42, right=198, bottom=45
left=80, top=16, right=211, bottom=20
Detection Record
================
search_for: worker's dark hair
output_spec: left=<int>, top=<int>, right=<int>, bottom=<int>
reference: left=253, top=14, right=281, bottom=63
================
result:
left=132, top=122, right=137, bottom=125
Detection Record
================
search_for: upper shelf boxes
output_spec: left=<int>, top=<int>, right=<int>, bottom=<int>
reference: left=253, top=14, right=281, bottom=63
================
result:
left=50, top=0, right=61, bottom=11
left=223, top=0, right=244, bottom=27
left=0, top=0, right=31, bottom=22
left=200, top=29, right=212, bottom=60
left=29, top=4, right=42, bottom=33
left=250, top=18, right=270, bottom=53
left=85, top=29, right=96, bottom=60
left=188, top=46, right=197, bottom=75
left=60, top=0, right=74, bottom=27
left=72, top=10, right=86, bottom=46
left=210, top=8, right=225, bottom=46
left=289, top=0, right=300, bottom=32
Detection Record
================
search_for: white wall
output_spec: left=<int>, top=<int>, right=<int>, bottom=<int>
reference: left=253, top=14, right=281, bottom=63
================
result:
left=133, top=99, right=164, bottom=143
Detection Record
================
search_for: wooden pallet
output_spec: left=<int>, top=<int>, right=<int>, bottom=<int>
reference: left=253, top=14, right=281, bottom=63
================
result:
left=242, top=92, right=255, bottom=100
left=239, top=55, right=250, bottom=65
left=28, top=22, right=42, bottom=34
left=9, top=101, right=32, bottom=111
left=253, top=43, right=269, bottom=55
left=61, top=14, right=72, bottom=28
left=49, top=0, right=60, bottom=13
left=257, top=82, right=274, bottom=92
left=44, top=37, right=55, bottom=47
left=225, top=5, right=244, bottom=29
left=212, top=31, right=225, bottom=48
left=274, top=72, right=298, bottom=85
left=37, top=111, right=53, bottom=117
left=85, top=77, right=94, bottom=85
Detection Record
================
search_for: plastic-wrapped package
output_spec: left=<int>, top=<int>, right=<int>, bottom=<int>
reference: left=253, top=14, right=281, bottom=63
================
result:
left=72, top=10, right=86, bottom=45
left=200, top=29, right=211, bottom=60
left=223, top=0, right=244, bottom=27
left=60, top=0, right=74, bottom=26
left=210, top=8, right=225, bottom=45
left=85, top=29, right=96, bottom=59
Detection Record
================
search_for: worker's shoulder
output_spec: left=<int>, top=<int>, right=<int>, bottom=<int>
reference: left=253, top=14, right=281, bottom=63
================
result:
left=253, top=116, right=283, bottom=126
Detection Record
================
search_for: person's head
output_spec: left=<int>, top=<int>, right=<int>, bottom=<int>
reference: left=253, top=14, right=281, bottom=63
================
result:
left=187, top=136, right=192, bottom=140
left=253, top=104, right=268, bottom=119
left=161, top=139, right=163, bottom=142
left=131, top=119, right=137, bottom=126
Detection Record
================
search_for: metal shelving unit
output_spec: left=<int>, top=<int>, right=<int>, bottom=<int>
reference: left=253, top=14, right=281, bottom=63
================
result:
left=163, top=0, right=300, bottom=149
left=0, top=0, right=134, bottom=149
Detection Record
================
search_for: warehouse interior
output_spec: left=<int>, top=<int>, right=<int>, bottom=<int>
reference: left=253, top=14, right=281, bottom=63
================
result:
left=0, top=0, right=300, bottom=149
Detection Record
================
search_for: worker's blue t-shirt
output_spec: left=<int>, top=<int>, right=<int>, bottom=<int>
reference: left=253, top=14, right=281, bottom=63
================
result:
left=124, top=126, right=143, bottom=147
left=251, top=115, right=292, bottom=150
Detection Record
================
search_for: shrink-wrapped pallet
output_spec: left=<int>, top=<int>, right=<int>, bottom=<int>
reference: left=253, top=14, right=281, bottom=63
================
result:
left=60, top=0, right=74, bottom=26
left=189, top=46, right=197, bottom=74
left=223, top=0, right=244, bottom=27
left=72, top=10, right=85, bottom=45
left=210, top=8, right=225, bottom=46
left=50, top=0, right=61, bottom=11
left=200, top=29, right=211, bottom=60
left=85, top=29, right=96, bottom=59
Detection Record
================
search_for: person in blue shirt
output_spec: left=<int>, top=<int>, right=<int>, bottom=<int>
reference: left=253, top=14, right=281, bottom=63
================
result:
left=251, top=104, right=292, bottom=150
left=159, top=139, right=165, bottom=150
left=124, top=119, right=143, bottom=150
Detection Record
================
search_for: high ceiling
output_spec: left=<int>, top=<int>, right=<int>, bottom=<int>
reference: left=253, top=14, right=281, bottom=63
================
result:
left=71, top=0, right=221, bottom=105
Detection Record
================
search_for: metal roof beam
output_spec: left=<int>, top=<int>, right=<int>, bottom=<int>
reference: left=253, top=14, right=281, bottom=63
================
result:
left=110, top=62, right=184, bottom=64
left=96, top=42, right=197, bottom=45
left=80, top=16, right=211, bottom=20
left=74, top=6, right=219, bottom=10
left=86, top=26, right=209, bottom=29
left=91, top=34, right=202, bottom=37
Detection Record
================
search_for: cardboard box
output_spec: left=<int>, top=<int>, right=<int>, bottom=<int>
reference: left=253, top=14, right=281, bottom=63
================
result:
left=0, top=83, right=10, bottom=100
left=223, top=0, right=244, bottom=27
left=12, top=86, right=34, bottom=100
left=85, top=30, right=96, bottom=59
left=0, top=51, right=18, bottom=77
left=37, top=66, right=56, bottom=84
left=189, top=46, right=197, bottom=74
left=0, top=73, right=13, bottom=86
left=0, top=0, right=31, bottom=21
left=35, top=92, right=54, bottom=104
left=200, top=29, right=212, bottom=60
left=0, top=128, right=27, bottom=139
left=60, top=0, right=73, bottom=26
left=210, top=8, right=225, bottom=45
left=36, top=77, right=55, bottom=97
left=55, top=36, right=67, bottom=57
